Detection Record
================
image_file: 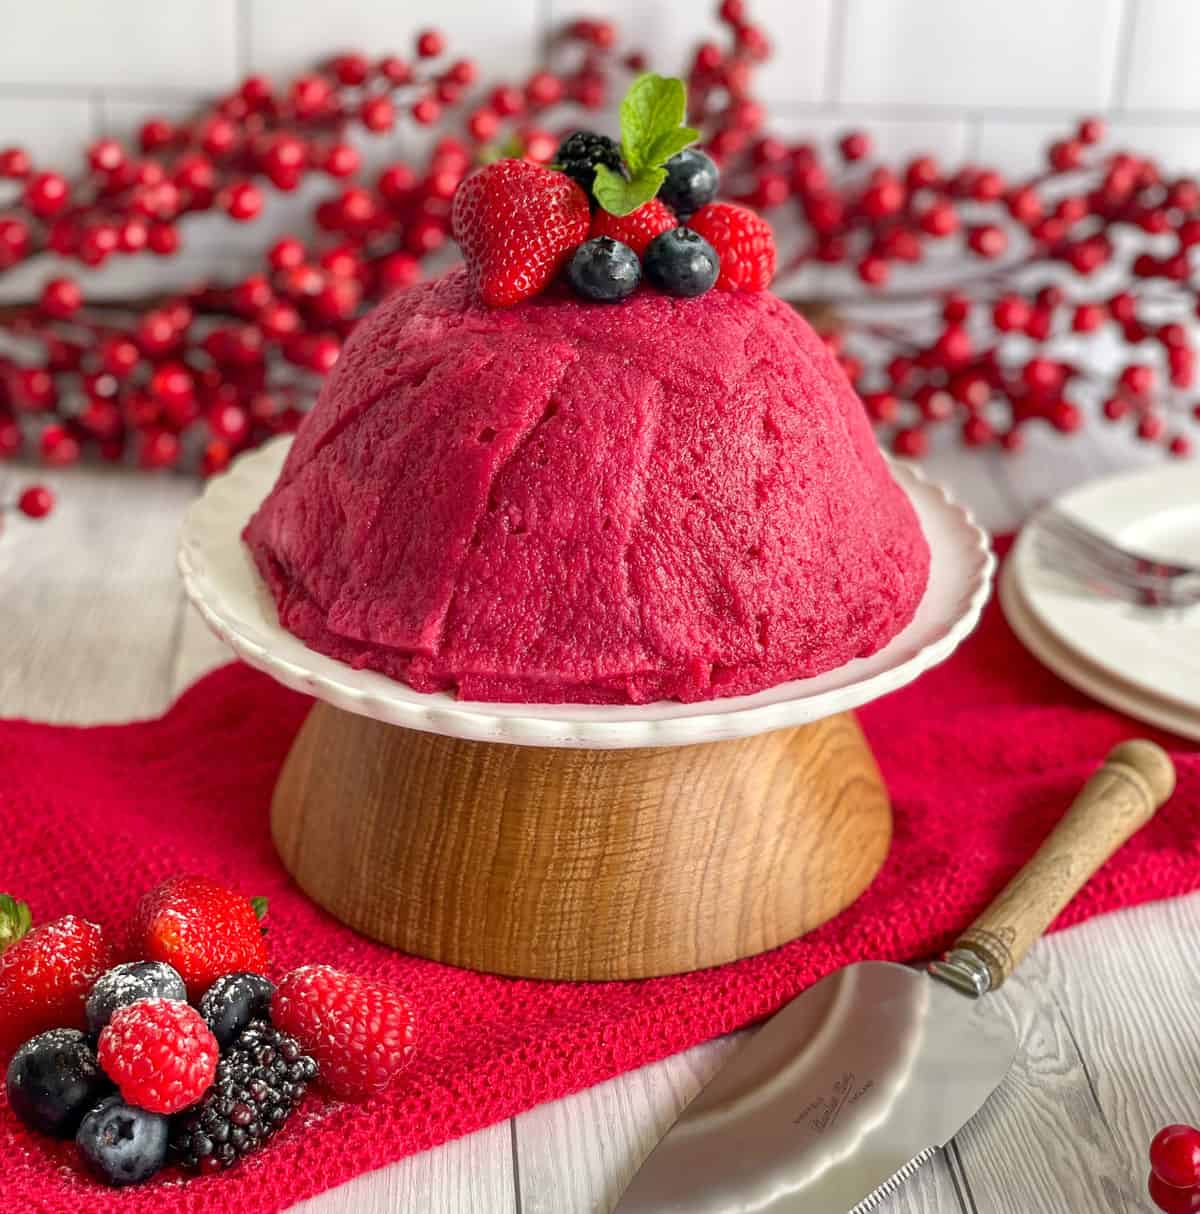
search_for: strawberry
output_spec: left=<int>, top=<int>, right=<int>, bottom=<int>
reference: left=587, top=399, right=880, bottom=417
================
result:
left=98, top=998, right=219, bottom=1114
left=271, top=965, right=416, bottom=1101
left=451, top=159, right=589, bottom=307
left=0, top=898, right=112, bottom=1055
left=130, top=875, right=268, bottom=1001
left=687, top=201, right=776, bottom=292
left=589, top=198, right=677, bottom=256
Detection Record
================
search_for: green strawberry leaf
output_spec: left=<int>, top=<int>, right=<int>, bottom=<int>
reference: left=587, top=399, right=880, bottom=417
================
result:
left=250, top=896, right=269, bottom=921
left=0, top=894, right=32, bottom=955
left=594, top=164, right=667, bottom=217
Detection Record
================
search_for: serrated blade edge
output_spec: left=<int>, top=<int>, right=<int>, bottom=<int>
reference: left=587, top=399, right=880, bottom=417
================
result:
left=849, top=1146, right=939, bottom=1213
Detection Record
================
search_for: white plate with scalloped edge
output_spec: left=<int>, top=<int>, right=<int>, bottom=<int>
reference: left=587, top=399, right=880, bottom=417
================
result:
left=178, top=437, right=994, bottom=749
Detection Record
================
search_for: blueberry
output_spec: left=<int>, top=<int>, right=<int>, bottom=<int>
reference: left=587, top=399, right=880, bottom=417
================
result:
left=198, top=973, right=276, bottom=1050
left=566, top=237, right=641, bottom=302
left=6, top=1029, right=112, bottom=1137
left=76, top=1095, right=168, bottom=1187
left=85, top=961, right=187, bottom=1034
left=643, top=228, right=720, bottom=298
left=657, top=148, right=720, bottom=219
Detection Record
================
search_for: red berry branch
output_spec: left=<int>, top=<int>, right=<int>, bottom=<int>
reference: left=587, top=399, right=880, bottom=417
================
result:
left=0, top=2, right=1195, bottom=479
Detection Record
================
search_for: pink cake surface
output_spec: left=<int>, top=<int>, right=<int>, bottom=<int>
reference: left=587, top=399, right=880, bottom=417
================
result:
left=243, top=268, right=930, bottom=704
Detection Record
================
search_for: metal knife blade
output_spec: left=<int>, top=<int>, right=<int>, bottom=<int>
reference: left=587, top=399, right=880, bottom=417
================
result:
left=612, top=961, right=1016, bottom=1213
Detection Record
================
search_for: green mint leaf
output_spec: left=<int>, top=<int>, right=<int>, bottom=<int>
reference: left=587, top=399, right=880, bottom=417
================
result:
left=0, top=894, right=32, bottom=955
left=250, top=895, right=269, bottom=921
left=620, top=74, right=690, bottom=176
left=640, top=125, right=700, bottom=175
left=593, top=164, right=667, bottom=216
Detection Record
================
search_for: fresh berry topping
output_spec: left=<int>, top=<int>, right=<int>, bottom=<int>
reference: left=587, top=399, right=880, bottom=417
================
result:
left=271, top=965, right=416, bottom=1101
left=5, top=1029, right=111, bottom=1137
left=451, top=159, right=590, bottom=308
left=170, top=1021, right=317, bottom=1172
left=198, top=972, right=276, bottom=1050
left=0, top=912, right=112, bottom=1054
left=77, top=1095, right=168, bottom=1187
left=130, top=875, right=268, bottom=1000
left=643, top=227, right=720, bottom=298
left=589, top=198, right=677, bottom=256
left=554, top=130, right=624, bottom=201
left=657, top=148, right=720, bottom=218
left=98, top=998, right=218, bottom=1115
left=86, top=961, right=187, bottom=1035
left=687, top=202, right=776, bottom=292
left=566, top=237, right=641, bottom=302
left=1152, top=1125, right=1200, bottom=1190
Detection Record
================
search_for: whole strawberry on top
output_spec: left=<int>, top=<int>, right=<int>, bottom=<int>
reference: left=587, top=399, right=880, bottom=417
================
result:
left=0, top=895, right=112, bottom=1054
left=129, top=875, right=268, bottom=1000
left=451, top=159, right=589, bottom=307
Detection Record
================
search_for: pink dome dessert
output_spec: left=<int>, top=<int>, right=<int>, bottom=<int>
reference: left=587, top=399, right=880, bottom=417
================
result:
left=244, top=268, right=929, bottom=704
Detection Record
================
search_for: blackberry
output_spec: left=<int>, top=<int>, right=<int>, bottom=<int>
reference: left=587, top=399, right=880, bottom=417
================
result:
left=555, top=131, right=624, bottom=201
left=170, top=1020, right=317, bottom=1172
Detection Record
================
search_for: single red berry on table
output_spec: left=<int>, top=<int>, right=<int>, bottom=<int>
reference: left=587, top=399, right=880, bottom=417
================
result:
left=0, top=910, right=112, bottom=1054
left=1170, top=434, right=1193, bottom=458
left=272, top=965, right=416, bottom=1101
left=451, top=159, right=590, bottom=307
left=130, top=874, right=268, bottom=1000
left=590, top=198, right=677, bottom=257
left=411, top=96, right=441, bottom=125
left=98, top=998, right=218, bottom=1114
left=1152, top=1125, right=1200, bottom=1190
left=290, top=74, right=334, bottom=118
left=17, top=485, right=54, bottom=519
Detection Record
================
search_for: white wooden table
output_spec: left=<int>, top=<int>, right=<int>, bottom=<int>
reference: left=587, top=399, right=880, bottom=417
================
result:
left=2, top=425, right=1196, bottom=1214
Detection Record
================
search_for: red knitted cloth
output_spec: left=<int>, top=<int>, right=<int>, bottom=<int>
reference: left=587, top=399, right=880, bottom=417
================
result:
left=1, top=565, right=1197, bottom=1213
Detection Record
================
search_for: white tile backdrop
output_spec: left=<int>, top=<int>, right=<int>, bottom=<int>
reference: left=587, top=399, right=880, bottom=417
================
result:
left=0, top=0, right=1198, bottom=288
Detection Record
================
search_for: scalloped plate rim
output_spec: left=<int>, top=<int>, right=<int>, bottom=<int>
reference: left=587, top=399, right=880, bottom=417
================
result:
left=178, top=436, right=994, bottom=749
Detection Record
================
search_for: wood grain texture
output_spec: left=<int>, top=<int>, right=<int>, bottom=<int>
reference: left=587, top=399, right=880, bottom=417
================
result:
left=956, top=740, right=1177, bottom=988
left=271, top=703, right=891, bottom=979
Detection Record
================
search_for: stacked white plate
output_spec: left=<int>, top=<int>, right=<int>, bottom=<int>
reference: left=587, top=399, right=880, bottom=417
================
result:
left=1002, top=462, right=1200, bottom=741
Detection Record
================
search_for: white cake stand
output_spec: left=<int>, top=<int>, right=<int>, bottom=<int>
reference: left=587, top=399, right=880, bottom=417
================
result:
left=179, top=437, right=993, bottom=980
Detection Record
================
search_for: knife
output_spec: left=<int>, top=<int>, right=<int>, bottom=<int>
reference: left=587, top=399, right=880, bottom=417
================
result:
left=612, top=739, right=1176, bottom=1213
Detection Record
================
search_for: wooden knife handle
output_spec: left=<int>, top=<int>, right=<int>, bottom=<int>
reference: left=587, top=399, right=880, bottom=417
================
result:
left=953, top=740, right=1175, bottom=991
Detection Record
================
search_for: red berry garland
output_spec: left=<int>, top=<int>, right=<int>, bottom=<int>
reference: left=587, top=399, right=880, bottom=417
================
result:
left=0, top=4, right=1194, bottom=483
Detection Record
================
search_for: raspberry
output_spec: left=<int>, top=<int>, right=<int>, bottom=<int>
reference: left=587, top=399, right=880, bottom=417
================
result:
left=98, top=998, right=218, bottom=1114
left=271, top=965, right=416, bottom=1101
left=451, top=159, right=590, bottom=308
left=0, top=907, right=112, bottom=1055
left=129, top=875, right=268, bottom=1000
left=687, top=202, right=776, bottom=292
left=589, top=199, right=677, bottom=256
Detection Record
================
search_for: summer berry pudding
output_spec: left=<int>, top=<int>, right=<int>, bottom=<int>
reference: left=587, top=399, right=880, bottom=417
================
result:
left=244, top=266, right=930, bottom=703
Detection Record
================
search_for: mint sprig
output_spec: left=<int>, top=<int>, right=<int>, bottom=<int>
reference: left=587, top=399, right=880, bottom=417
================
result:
left=594, top=74, right=699, bottom=216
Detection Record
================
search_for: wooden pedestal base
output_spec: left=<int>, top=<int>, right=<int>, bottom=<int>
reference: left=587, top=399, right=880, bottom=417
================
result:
left=270, top=704, right=892, bottom=981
